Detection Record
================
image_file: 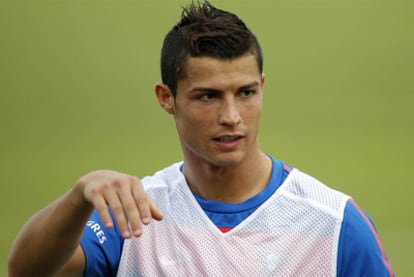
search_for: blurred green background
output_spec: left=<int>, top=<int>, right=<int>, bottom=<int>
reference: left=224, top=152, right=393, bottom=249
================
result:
left=1, top=0, right=413, bottom=275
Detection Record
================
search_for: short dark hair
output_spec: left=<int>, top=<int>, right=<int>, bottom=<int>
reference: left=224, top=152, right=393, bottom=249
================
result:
left=160, top=1, right=263, bottom=96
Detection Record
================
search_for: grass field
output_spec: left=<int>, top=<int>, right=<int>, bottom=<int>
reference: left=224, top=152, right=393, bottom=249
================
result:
left=1, top=0, right=413, bottom=275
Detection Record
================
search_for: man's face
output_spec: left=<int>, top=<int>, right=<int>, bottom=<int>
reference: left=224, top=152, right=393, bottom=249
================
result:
left=173, top=53, right=265, bottom=168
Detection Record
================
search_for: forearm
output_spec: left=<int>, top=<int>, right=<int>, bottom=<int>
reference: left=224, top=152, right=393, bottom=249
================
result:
left=8, top=184, right=94, bottom=277
left=8, top=169, right=162, bottom=276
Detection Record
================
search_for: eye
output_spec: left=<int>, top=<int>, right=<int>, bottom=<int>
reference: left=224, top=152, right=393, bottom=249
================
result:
left=199, top=91, right=217, bottom=101
left=239, top=90, right=255, bottom=97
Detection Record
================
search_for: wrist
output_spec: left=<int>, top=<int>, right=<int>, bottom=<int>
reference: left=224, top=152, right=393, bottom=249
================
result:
left=70, top=179, right=94, bottom=213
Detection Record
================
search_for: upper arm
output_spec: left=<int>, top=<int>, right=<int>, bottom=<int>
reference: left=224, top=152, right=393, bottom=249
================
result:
left=337, top=199, right=394, bottom=277
left=79, top=209, right=125, bottom=276
left=55, top=246, right=85, bottom=277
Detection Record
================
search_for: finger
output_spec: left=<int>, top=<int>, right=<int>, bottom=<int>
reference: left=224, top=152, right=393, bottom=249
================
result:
left=117, top=185, right=143, bottom=237
left=92, top=195, right=114, bottom=229
left=149, top=198, right=164, bottom=221
left=131, top=177, right=152, bottom=225
left=104, top=190, right=131, bottom=238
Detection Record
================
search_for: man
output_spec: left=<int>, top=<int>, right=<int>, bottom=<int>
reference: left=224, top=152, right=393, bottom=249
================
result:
left=9, top=1, right=394, bottom=276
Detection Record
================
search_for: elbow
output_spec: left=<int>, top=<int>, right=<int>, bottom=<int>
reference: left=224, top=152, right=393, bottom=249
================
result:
left=8, top=242, right=32, bottom=277
left=8, top=251, right=45, bottom=277
left=8, top=250, right=21, bottom=277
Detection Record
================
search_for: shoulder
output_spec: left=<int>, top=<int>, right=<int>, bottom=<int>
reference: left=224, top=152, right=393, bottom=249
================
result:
left=281, top=169, right=350, bottom=214
left=337, top=199, right=394, bottom=276
left=141, top=161, right=188, bottom=204
left=141, top=162, right=184, bottom=189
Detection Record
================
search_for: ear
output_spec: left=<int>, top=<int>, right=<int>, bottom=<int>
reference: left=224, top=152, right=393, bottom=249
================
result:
left=155, top=83, right=175, bottom=115
left=261, top=73, right=265, bottom=91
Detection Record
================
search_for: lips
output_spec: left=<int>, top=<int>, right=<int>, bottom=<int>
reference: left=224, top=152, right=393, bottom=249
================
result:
left=215, top=135, right=241, bottom=142
left=211, top=133, right=245, bottom=152
left=212, top=133, right=245, bottom=147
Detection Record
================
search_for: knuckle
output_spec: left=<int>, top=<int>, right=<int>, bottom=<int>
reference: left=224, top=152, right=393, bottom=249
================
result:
left=102, top=182, right=112, bottom=190
left=130, top=175, right=141, bottom=183
left=135, top=195, right=149, bottom=205
left=113, top=176, right=131, bottom=190
left=110, top=203, right=123, bottom=213
left=96, top=207, right=109, bottom=218
left=123, top=201, right=137, bottom=212
left=112, top=179, right=123, bottom=189
left=88, top=186, right=102, bottom=197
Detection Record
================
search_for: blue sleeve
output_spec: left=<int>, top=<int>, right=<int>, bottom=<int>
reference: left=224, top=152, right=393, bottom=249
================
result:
left=337, top=199, right=394, bottom=277
left=80, top=209, right=124, bottom=276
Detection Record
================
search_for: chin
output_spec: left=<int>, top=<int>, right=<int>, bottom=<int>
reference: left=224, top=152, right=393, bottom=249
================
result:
left=207, top=153, right=245, bottom=168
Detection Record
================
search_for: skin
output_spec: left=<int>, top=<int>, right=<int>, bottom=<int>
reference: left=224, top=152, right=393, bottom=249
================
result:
left=156, top=53, right=271, bottom=203
left=8, top=53, right=272, bottom=276
left=8, top=171, right=163, bottom=276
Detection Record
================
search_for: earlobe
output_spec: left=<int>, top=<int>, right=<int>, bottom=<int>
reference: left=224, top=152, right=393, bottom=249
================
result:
left=261, top=73, right=265, bottom=91
left=155, top=83, right=175, bottom=115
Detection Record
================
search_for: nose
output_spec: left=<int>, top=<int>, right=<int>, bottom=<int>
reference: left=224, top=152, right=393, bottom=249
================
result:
left=218, top=97, right=242, bottom=127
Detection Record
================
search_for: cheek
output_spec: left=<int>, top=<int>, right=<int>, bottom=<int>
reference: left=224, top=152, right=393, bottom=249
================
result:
left=175, top=109, right=211, bottom=136
left=185, top=106, right=215, bottom=125
left=243, top=102, right=262, bottom=123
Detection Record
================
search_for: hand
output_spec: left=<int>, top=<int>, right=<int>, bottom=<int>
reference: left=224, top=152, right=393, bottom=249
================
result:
left=77, top=170, right=163, bottom=238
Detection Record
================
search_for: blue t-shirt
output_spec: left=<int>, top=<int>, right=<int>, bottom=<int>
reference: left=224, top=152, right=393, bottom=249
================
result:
left=80, top=157, right=394, bottom=276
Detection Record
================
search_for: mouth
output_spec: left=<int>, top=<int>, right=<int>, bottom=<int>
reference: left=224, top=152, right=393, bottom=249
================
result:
left=213, top=131, right=246, bottom=143
left=212, top=134, right=245, bottom=151
left=214, top=135, right=243, bottom=142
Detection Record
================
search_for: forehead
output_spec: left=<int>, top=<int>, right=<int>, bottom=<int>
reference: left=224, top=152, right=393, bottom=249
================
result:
left=178, top=54, right=261, bottom=91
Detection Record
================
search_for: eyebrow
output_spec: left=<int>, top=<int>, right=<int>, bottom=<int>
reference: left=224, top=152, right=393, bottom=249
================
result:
left=189, top=81, right=261, bottom=93
left=238, top=81, right=261, bottom=91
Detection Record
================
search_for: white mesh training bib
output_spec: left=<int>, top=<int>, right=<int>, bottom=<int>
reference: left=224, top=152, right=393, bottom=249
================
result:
left=117, top=163, right=349, bottom=277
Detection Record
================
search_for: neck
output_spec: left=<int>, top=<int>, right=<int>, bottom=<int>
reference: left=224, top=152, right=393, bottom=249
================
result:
left=182, top=150, right=272, bottom=204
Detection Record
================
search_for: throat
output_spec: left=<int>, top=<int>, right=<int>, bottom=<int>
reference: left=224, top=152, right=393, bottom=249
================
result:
left=184, top=153, right=272, bottom=204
